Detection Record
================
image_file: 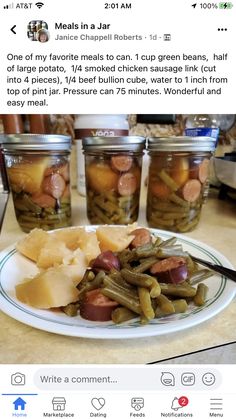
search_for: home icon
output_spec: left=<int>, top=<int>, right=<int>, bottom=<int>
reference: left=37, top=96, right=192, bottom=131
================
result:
left=52, top=397, right=66, bottom=411
left=13, top=397, right=26, bottom=411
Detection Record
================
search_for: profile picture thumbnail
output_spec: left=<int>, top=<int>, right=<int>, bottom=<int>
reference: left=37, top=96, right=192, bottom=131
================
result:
left=27, top=20, right=50, bottom=42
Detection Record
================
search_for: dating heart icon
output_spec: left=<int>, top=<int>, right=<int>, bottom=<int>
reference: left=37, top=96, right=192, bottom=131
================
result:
left=91, top=398, right=106, bottom=410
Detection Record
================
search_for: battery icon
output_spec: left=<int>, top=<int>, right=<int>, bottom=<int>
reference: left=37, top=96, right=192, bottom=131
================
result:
left=219, top=2, right=233, bottom=8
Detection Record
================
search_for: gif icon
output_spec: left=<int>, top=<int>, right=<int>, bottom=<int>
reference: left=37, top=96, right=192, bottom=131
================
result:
left=181, top=373, right=195, bottom=386
left=11, top=372, right=26, bottom=386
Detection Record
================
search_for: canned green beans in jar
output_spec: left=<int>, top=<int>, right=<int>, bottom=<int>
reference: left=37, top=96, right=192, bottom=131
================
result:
left=146, top=137, right=216, bottom=233
left=82, top=136, right=146, bottom=225
left=2, top=134, right=72, bottom=233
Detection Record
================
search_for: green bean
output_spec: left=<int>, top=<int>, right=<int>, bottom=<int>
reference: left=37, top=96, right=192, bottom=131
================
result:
left=135, top=243, right=157, bottom=258
left=140, top=314, right=149, bottom=325
left=172, top=299, right=188, bottom=313
left=77, top=270, right=105, bottom=298
left=159, top=237, right=177, bottom=248
left=163, top=212, right=188, bottom=220
left=193, top=283, right=209, bottom=306
left=121, top=268, right=153, bottom=288
left=160, top=283, right=197, bottom=298
left=21, top=194, right=42, bottom=213
left=150, top=201, right=188, bottom=212
left=176, top=216, right=200, bottom=233
left=157, top=247, right=189, bottom=258
left=169, top=193, right=190, bottom=208
left=102, top=287, right=141, bottom=314
left=94, top=196, right=120, bottom=215
left=138, top=287, right=155, bottom=320
left=103, top=276, right=139, bottom=300
left=156, top=294, right=175, bottom=314
left=185, top=256, right=197, bottom=276
left=109, top=270, right=135, bottom=289
left=158, top=169, right=179, bottom=192
left=155, top=299, right=188, bottom=317
left=111, top=307, right=138, bottom=324
left=149, top=277, right=161, bottom=298
left=90, top=204, right=113, bottom=224
left=189, top=269, right=213, bottom=285
left=133, top=257, right=157, bottom=273
left=153, top=236, right=163, bottom=247
left=102, top=191, right=118, bottom=204
left=14, top=199, right=29, bottom=212
left=62, top=302, right=79, bottom=317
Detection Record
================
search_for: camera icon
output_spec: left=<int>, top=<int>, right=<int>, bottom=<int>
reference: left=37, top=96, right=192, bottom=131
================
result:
left=11, top=372, right=26, bottom=386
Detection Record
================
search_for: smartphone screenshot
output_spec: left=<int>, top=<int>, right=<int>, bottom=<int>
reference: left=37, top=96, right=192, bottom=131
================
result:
left=0, top=1, right=235, bottom=417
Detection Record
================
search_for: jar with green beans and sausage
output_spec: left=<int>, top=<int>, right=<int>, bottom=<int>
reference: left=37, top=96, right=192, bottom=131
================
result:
left=146, top=137, right=216, bottom=233
left=82, top=136, right=146, bottom=225
left=2, top=134, right=72, bottom=232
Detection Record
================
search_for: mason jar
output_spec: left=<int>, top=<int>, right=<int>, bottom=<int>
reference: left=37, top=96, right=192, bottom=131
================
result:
left=82, top=136, right=146, bottom=225
left=146, top=136, right=216, bottom=233
left=2, top=134, right=72, bottom=233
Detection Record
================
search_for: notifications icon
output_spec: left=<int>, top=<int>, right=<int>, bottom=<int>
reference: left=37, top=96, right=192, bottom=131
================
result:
left=161, top=372, right=175, bottom=386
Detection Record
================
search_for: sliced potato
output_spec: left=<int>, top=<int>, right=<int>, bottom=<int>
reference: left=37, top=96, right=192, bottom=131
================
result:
left=16, top=228, right=49, bottom=262
left=96, top=225, right=135, bottom=252
left=37, top=238, right=72, bottom=269
left=15, top=269, right=79, bottom=309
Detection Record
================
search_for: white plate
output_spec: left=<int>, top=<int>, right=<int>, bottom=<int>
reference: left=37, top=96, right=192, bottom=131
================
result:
left=0, top=227, right=235, bottom=339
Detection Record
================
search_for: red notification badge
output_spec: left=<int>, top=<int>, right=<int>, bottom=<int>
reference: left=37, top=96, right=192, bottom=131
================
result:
left=178, top=396, right=189, bottom=407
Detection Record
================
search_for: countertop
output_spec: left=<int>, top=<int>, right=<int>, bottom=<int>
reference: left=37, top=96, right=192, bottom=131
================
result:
left=0, top=187, right=236, bottom=364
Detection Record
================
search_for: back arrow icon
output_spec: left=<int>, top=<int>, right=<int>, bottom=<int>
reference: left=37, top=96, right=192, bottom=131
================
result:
left=11, top=25, right=16, bottom=34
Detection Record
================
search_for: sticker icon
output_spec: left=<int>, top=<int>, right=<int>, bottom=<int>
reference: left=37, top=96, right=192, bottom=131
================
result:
left=161, top=372, right=175, bottom=386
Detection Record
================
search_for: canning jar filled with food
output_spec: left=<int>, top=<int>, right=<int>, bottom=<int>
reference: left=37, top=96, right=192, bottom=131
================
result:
left=82, top=136, right=145, bottom=225
left=2, top=134, right=72, bottom=232
left=146, top=136, right=216, bottom=233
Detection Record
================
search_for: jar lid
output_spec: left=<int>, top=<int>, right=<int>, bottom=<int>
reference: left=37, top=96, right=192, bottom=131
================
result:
left=1, top=134, right=71, bottom=151
left=82, top=136, right=146, bottom=152
left=147, top=136, right=216, bottom=152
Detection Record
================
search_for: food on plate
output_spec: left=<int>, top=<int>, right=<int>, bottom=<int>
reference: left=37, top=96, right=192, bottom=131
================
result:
left=147, top=155, right=210, bottom=232
left=85, top=155, right=142, bottom=225
left=15, top=226, right=212, bottom=324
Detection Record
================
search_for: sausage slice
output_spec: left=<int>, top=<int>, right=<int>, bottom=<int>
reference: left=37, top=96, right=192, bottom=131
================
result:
left=117, top=173, right=137, bottom=196
left=130, top=228, right=152, bottom=248
left=80, top=289, right=119, bottom=321
left=182, top=179, right=201, bottom=202
left=111, top=155, right=133, bottom=172
left=150, top=256, right=188, bottom=284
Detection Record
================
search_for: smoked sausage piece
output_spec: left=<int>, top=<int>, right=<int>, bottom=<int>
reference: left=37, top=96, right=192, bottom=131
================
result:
left=198, top=159, right=210, bottom=184
left=182, top=179, right=201, bottom=202
left=42, top=173, right=66, bottom=199
left=80, top=289, right=119, bottom=321
left=111, top=155, right=133, bottom=172
left=150, top=256, right=188, bottom=284
left=117, top=173, right=137, bottom=196
left=130, top=228, right=152, bottom=249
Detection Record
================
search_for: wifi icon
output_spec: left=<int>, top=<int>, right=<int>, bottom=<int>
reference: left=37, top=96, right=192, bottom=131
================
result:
left=35, top=2, right=44, bottom=8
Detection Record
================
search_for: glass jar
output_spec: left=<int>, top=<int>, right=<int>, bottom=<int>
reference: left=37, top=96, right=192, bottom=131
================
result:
left=2, top=134, right=72, bottom=233
left=146, top=136, right=216, bottom=233
left=74, top=115, right=129, bottom=196
left=82, top=136, right=145, bottom=225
